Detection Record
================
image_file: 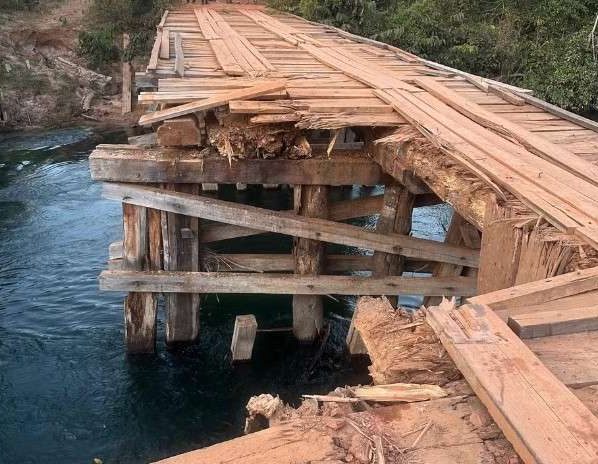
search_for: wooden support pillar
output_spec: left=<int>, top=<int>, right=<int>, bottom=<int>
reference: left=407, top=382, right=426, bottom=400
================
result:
left=121, top=34, right=133, bottom=114
left=231, top=314, right=258, bottom=362
left=424, top=213, right=480, bottom=306
left=163, top=184, right=201, bottom=345
left=292, top=185, right=328, bottom=342
left=373, top=183, right=414, bottom=307
left=122, top=203, right=157, bottom=353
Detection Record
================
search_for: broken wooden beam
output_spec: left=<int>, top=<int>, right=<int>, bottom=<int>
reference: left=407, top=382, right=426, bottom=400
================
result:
left=99, top=271, right=478, bottom=296
left=89, top=145, right=391, bottom=186
left=102, top=183, right=480, bottom=268
left=139, top=80, right=287, bottom=125
left=292, top=185, right=328, bottom=342
left=507, top=305, right=598, bottom=339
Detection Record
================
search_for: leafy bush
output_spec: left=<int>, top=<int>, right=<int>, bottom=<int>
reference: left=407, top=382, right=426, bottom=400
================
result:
left=269, top=0, right=598, bottom=111
left=78, top=28, right=120, bottom=70
left=78, top=0, right=173, bottom=70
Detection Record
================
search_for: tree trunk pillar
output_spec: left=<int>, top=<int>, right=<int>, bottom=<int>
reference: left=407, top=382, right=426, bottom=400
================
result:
left=292, top=185, right=329, bottom=342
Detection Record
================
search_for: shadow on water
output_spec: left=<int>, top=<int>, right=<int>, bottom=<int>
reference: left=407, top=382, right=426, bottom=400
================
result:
left=0, top=127, right=448, bottom=464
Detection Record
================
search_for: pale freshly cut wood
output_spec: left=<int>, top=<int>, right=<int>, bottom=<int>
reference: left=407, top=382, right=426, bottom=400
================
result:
left=526, top=331, right=598, bottom=388
left=99, top=270, right=478, bottom=296
left=508, top=305, right=598, bottom=339
left=468, top=266, right=598, bottom=310
left=102, top=183, right=480, bottom=267
left=89, top=145, right=388, bottom=185
left=173, top=32, right=184, bottom=77
left=147, top=29, right=162, bottom=71
left=200, top=194, right=385, bottom=245
left=352, top=383, right=448, bottom=403
left=139, top=80, right=287, bottom=125
left=414, top=77, right=598, bottom=188
left=426, top=299, right=598, bottom=464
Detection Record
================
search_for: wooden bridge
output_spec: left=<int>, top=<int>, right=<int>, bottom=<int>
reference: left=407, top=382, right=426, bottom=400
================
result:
left=89, top=3, right=598, bottom=463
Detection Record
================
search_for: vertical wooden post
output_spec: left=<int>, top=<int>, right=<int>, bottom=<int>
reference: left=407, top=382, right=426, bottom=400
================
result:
left=373, top=183, right=415, bottom=307
left=122, top=203, right=157, bottom=353
left=292, top=185, right=328, bottom=342
left=424, top=213, right=481, bottom=306
left=163, top=184, right=201, bottom=345
left=121, top=34, right=132, bottom=115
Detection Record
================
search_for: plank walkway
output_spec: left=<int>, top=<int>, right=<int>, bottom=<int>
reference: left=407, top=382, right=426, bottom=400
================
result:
left=139, top=3, right=598, bottom=250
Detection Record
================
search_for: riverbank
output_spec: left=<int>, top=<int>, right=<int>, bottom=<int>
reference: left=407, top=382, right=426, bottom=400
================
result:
left=0, top=0, right=139, bottom=132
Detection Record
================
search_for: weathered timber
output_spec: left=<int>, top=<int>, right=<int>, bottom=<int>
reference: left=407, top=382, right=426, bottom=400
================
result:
left=122, top=203, right=157, bottom=353
left=102, top=183, right=479, bottom=268
left=99, top=271, right=478, bottom=296
left=163, top=184, right=200, bottom=344
left=426, top=299, right=598, bottom=464
left=292, top=185, right=328, bottom=342
left=200, top=194, right=440, bottom=244
left=507, top=305, right=598, bottom=339
left=89, top=145, right=391, bottom=186
left=468, top=266, right=598, bottom=311
left=231, top=314, right=257, bottom=362
left=373, top=183, right=414, bottom=306
left=425, top=214, right=480, bottom=306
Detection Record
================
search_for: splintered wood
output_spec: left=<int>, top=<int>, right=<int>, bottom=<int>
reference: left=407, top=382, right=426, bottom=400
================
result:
left=352, top=297, right=461, bottom=386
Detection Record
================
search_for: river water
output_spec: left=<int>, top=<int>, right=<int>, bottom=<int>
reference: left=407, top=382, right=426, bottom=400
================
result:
left=0, top=127, right=447, bottom=464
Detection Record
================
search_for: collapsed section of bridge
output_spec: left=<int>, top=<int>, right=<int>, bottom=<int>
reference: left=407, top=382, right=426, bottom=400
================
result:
left=89, top=3, right=598, bottom=463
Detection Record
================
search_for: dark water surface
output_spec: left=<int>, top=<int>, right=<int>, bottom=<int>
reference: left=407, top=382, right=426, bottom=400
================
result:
left=0, top=127, right=447, bottom=464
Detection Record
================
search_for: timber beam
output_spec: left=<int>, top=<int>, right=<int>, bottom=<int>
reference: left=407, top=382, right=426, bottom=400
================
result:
left=89, top=145, right=394, bottom=187
left=102, top=183, right=480, bottom=268
left=100, top=271, right=477, bottom=296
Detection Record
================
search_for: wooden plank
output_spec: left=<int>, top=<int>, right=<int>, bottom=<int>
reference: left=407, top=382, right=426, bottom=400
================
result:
left=102, top=183, right=480, bottom=268
left=468, top=266, right=598, bottom=310
left=174, top=32, right=185, bottom=77
left=122, top=203, right=157, bottom=353
left=426, top=299, right=598, bottom=464
left=519, top=92, right=598, bottom=133
left=147, top=28, right=162, bottom=71
left=139, top=80, right=287, bottom=125
left=89, top=146, right=389, bottom=185
left=415, top=77, right=598, bottom=188
left=100, top=271, right=477, bottom=296
left=526, top=331, right=598, bottom=388
left=508, top=305, right=598, bottom=339
left=121, top=34, right=132, bottom=115
left=160, top=27, right=170, bottom=59
left=375, top=88, right=587, bottom=234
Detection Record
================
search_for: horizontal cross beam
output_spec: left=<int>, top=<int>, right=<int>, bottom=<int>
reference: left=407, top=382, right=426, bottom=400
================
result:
left=100, top=270, right=477, bottom=296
